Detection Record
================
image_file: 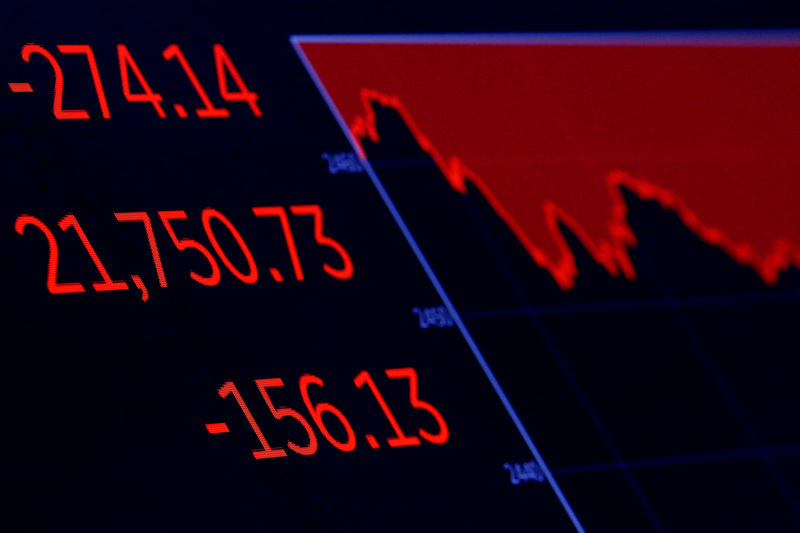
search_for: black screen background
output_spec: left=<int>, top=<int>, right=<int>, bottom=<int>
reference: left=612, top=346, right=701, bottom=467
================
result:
left=2, top=2, right=799, bottom=532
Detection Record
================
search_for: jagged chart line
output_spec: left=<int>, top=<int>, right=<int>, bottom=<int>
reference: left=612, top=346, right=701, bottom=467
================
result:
left=294, top=34, right=800, bottom=532
left=351, top=89, right=800, bottom=291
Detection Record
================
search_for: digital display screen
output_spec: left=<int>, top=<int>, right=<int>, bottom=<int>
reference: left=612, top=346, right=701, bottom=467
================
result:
left=3, top=3, right=799, bottom=531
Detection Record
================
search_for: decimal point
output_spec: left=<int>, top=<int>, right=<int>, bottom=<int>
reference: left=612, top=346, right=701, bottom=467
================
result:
left=365, top=434, right=380, bottom=449
left=173, top=103, right=188, bottom=118
left=269, top=267, right=284, bottom=282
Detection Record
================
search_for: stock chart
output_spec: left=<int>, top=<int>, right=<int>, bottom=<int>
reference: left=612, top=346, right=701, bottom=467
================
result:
left=296, top=34, right=800, bottom=531
left=2, top=3, right=799, bottom=532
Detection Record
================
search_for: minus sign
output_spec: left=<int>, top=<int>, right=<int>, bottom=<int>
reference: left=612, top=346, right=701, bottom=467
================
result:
left=206, top=422, right=230, bottom=434
left=9, top=83, right=33, bottom=92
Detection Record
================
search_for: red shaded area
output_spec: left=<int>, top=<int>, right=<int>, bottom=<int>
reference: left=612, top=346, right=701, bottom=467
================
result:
left=299, top=40, right=800, bottom=289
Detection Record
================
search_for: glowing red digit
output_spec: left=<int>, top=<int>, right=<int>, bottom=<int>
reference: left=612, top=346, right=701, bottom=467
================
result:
left=289, top=205, right=353, bottom=280
left=201, top=208, right=258, bottom=284
left=255, top=378, right=318, bottom=456
left=57, top=45, right=110, bottom=118
left=117, top=44, right=166, bottom=118
left=213, top=44, right=261, bottom=117
left=299, top=374, right=356, bottom=452
left=114, top=212, right=167, bottom=287
left=218, top=381, right=286, bottom=459
left=21, top=44, right=89, bottom=119
left=385, top=368, right=449, bottom=445
left=163, top=44, right=229, bottom=118
left=14, top=215, right=85, bottom=294
left=58, top=214, right=128, bottom=291
left=252, top=206, right=304, bottom=281
left=157, top=210, right=220, bottom=286
left=354, top=371, right=421, bottom=447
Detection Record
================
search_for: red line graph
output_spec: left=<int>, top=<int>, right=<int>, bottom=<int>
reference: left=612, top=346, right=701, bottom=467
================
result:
left=299, top=40, right=800, bottom=290
left=351, top=89, right=800, bottom=289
